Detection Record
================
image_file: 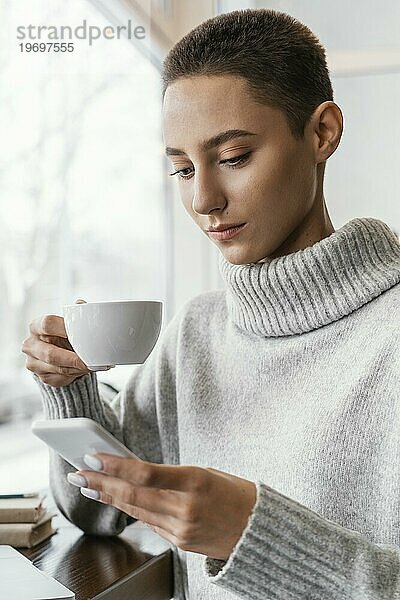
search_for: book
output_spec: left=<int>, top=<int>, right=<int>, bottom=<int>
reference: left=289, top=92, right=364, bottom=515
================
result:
left=0, top=512, right=57, bottom=548
left=0, top=494, right=46, bottom=523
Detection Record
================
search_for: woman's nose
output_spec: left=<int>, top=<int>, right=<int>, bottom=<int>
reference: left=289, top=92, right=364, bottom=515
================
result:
left=191, top=172, right=226, bottom=215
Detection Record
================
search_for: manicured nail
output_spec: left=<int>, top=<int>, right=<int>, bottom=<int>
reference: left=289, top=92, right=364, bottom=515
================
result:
left=67, top=473, right=88, bottom=487
left=80, top=488, right=100, bottom=500
left=84, top=454, right=104, bottom=471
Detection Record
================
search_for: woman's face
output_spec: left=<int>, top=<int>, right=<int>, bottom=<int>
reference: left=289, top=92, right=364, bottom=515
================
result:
left=162, top=75, right=326, bottom=265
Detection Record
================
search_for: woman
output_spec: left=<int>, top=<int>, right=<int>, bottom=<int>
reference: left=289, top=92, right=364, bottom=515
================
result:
left=22, top=9, right=400, bottom=599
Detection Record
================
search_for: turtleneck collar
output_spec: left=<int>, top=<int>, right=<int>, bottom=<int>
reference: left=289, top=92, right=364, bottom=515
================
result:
left=218, top=218, right=400, bottom=337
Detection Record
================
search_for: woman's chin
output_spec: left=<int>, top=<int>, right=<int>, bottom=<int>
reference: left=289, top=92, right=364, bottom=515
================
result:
left=219, top=246, right=266, bottom=265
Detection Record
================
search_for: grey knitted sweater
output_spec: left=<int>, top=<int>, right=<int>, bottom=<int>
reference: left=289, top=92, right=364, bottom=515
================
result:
left=35, top=217, right=400, bottom=599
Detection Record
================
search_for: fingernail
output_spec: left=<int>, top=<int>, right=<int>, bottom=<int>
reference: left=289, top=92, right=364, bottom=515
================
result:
left=81, top=488, right=100, bottom=500
left=84, top=454, right=104, bottom=471
left=67, top=473, right=88, bottom=487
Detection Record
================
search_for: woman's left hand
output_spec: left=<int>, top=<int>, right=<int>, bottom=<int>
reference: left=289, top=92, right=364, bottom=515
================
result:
left=68, top=454, right=257, bottom=561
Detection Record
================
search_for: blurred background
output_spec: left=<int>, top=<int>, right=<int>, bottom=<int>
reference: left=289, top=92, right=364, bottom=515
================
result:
left=1, top=0, right=399, bottom=493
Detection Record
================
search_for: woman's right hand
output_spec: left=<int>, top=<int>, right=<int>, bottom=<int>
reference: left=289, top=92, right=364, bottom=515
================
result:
left=21, top=302, right=90, bottom=388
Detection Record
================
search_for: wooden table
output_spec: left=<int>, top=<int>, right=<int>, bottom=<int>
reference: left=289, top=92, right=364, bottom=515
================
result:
left=19, top=497, right=174, bottom=600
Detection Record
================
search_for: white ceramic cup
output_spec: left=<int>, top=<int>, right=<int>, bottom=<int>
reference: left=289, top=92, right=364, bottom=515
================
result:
left=63, top=300, right=163, bottom=370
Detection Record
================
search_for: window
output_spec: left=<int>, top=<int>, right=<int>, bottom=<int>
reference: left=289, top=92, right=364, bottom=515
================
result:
left=0, top=0, right=168, bottom=492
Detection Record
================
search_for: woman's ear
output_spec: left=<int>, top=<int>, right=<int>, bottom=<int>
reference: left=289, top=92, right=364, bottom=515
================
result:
left=311, top=101, right=344, bottom=164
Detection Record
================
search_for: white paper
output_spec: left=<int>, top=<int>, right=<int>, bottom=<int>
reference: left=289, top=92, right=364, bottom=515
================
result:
left=0, top=545, right=75, bottom=599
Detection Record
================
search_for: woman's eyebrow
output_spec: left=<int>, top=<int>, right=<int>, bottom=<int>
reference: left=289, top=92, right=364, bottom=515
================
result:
left=165, top=129, right=257, bottom=157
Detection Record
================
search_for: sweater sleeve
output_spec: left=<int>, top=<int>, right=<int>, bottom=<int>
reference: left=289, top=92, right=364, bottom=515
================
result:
left=204, top=481, right=400, bottom=599
left=33, top=310, right=180, bottom=537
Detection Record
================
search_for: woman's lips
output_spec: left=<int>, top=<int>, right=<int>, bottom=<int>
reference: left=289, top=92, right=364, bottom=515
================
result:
left=207, top=223, right=247, bottom=241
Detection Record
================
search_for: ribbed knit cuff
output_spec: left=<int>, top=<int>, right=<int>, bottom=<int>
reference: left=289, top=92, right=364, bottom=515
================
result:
left=204, top=481, right=369, bottom=599
left=33, top=372, right=111, bottom=425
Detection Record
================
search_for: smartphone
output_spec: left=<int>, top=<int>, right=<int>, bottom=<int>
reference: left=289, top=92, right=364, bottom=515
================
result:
left=32, top=417, right=141, bottom=471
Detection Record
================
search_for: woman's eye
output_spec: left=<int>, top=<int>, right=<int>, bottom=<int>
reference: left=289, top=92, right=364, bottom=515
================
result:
left=169, top=166, right=194, bottom=180
left=220, top=151, right=252, bottom=168
left=168, top=152, right=251, bottom=180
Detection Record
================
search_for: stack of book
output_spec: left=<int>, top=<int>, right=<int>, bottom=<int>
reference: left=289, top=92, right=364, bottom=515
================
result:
left=0, top=494, right=57, bottom=548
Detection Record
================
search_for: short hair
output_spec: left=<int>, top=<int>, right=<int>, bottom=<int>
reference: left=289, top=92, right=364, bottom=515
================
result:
left=162, top=8, right=333, bottom=139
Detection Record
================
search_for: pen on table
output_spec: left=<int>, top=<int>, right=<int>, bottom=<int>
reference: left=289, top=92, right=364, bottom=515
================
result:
left=0, top=493, right=37, bottom=499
